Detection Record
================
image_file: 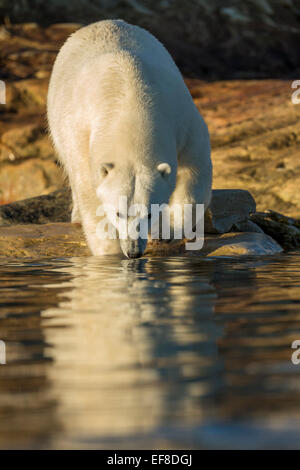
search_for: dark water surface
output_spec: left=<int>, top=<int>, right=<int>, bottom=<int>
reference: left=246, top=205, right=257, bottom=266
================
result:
left=0, top=252, right=300, bottom=449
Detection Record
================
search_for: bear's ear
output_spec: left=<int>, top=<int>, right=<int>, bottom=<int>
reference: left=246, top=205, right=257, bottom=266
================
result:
left=157, top=163, right=171, bottom=177
left=99, top=163, right=114, bottom=178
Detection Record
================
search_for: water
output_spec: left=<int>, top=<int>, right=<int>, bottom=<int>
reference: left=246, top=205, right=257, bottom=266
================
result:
left=0, top=252, right=300, bottom=449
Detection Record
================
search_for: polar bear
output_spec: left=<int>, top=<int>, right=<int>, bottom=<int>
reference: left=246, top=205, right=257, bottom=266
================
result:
left=47, top=20, right=212, bottom=258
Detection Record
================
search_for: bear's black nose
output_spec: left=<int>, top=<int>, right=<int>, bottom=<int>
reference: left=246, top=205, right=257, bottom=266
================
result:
left=127, top=251, right=142, bottom=259
left=120, top=238, right=147, bottom=259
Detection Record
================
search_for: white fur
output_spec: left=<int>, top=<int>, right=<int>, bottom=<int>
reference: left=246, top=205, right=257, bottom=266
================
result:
left=47, top=20, right=212, bottom=257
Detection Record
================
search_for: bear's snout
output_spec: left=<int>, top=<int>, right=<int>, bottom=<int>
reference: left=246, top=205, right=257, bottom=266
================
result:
left=120, top=238, right=147, bottom=259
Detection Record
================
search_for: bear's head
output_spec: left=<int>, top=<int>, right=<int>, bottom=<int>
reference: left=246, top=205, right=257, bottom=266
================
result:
left=95, top=161, right=176, bottom=258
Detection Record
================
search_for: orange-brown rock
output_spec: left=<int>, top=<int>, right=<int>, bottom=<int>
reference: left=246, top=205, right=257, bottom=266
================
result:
left=0, top=23, right=299, bottom=219
left=189, top=79, right=300, bottom=218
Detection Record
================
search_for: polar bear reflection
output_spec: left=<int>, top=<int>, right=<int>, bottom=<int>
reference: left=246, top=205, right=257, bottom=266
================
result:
left=41, top=256, right=221, bottom=442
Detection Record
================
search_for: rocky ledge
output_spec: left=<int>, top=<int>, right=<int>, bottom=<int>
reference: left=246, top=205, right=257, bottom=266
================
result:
left=0, top=223, right=283, bottom=259
left=0, top=187, right=298, bottom=258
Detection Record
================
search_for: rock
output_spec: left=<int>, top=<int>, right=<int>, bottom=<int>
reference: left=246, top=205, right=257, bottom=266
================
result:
left=1, top=188, right=297, bottom=255
left=205, top=189, right=256, bottom=233
left=0, top=159, right=65, bottom=204
left=9, top=79, right=48, bottom=111
left=0, top=223, right=89, bottom=258
left=220, top=7, right=250, bottom=23
left=195, top=79, right=300, bottom=218
left=126, top=0, right=154, bottom=15
left=201, top=232, right=283, bottom=257
left=0, top=123, right=53, bottom=162
left=232, top=219, right=264, bottom=234
left=250, top=210, right=300, bottom=250
left=0, top=187, right=257, bottom=232
left=0, top=25, right=10, bottom=40
left=0, top=223, right=282, bottom=258
left=0, top=188, right=71, bottom=226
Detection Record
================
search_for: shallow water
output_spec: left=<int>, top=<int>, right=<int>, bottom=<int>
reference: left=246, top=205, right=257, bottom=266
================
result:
left=0, top=252, right=300, bottom=449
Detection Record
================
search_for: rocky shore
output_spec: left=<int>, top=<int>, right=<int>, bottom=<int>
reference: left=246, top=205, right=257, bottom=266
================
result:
left=0, top=21, right=299, bottom=258
left=0, top=187, right=297, bottom=258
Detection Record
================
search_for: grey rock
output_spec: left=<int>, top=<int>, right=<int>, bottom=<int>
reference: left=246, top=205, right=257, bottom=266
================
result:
left=232, top=219, right=264, bottom=233
left=0, top=187, right=72, bottom=226
left=205, top=189, right=256, bottom=234
left=201, top=232, right=283, bottom=257
left=250, top=210, right=300, bottom=250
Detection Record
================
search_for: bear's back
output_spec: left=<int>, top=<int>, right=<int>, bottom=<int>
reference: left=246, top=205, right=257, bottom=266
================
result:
left=62, top=19, right=176, bottom=70
left=48, top=19, right=185, bottom=123
left=48, top=20, right=196, bottom=167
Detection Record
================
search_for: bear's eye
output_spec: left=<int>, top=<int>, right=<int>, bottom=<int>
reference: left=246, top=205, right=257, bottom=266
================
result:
left=157, top=163, right=171, bottom=177
left=99, top=163, right=114, bottom=178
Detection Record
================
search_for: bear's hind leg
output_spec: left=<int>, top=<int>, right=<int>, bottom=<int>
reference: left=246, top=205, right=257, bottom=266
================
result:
left=169, top=115, right=212, bottom=242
